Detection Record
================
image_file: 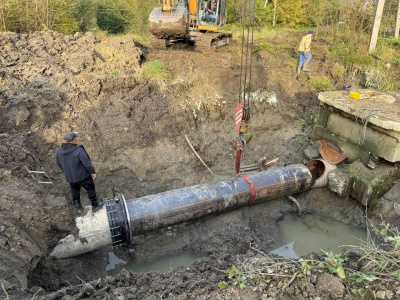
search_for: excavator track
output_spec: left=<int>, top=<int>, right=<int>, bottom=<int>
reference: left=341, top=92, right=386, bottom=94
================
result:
left=194, top=32, right=232, bottom=52
left=151, top=32, right=232, bottom=51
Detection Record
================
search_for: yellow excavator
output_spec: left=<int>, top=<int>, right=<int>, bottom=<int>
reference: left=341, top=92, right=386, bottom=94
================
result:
left=149, top=0, right=231, bottom=50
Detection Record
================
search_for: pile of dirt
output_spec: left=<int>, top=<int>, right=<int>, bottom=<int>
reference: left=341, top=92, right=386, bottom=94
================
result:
left=0, top=30, right=379, bottom=299
left=0, top=30, right=147, bottom=292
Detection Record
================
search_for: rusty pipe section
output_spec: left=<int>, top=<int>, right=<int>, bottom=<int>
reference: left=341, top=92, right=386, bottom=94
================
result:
left=51, top=164, right=312, bottom=259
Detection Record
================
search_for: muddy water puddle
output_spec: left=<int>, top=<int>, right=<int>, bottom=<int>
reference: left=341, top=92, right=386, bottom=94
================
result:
left=106, top=214, right=367, bottom=275
left=269, top=214, right=367, bottom=258
left=106, top=249, right=205, bottom=276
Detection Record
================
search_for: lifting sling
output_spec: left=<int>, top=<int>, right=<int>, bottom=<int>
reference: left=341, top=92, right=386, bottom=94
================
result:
left=235, top=0, right=256, bottom=175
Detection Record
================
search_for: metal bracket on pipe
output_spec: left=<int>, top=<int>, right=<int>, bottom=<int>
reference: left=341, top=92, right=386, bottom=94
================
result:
left=104, top=194, right=131, bottom=247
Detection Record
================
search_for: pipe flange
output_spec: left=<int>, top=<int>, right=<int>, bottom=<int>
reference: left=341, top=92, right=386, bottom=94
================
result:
left=104, top=195, right=130, bottom=247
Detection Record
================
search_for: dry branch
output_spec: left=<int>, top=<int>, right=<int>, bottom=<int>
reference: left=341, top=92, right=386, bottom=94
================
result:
left=184, top=135, right=215, bottom=177
left=1, top=282, right=10, bottom=300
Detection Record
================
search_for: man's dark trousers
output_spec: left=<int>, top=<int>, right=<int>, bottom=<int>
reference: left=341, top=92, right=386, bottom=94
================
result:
left=69, top=176, right=97, bottom=206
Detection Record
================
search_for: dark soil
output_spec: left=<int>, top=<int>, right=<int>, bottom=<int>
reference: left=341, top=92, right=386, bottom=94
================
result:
left=0, top=30, right=395, bottom=300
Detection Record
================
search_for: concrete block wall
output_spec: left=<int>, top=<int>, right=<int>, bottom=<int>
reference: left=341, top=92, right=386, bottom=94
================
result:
left=312, top=103, right=400, bottom=164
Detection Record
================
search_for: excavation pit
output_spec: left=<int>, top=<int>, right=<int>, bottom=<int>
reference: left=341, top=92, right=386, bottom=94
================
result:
left=1, top=31, right=398, bottom=300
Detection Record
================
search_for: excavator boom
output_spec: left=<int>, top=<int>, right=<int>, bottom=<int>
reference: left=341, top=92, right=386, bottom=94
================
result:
left=161, top=0, right=179, bottom=12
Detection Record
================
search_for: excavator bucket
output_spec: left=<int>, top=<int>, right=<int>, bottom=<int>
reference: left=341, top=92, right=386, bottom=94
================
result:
left=149, top=4, right=189, bottom=39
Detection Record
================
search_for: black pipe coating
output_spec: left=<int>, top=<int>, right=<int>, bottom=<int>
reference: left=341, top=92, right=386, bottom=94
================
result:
left=108, top=164, right=313, bottom=246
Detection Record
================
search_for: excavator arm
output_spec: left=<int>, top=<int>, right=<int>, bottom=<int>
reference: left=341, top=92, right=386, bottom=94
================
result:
left=161, top=0, right=178, bottom=12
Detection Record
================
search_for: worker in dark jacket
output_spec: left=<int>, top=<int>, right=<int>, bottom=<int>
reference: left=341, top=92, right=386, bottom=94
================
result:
left=56, top=132, right=103, bottom=214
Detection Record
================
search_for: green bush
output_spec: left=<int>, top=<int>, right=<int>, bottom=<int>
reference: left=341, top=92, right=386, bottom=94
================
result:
left=73, top=0, right=96, bottom=32
left=124, top=0, right=158, bottom=36
left=252, top=42, right=275, bottom=54
left=307, top=77, right=335, bottom=92
left=226, top=0, right=274, bottom=27
left=327, top=39, right=374, bottom=67
left=96, top=7, right=126, bottom=34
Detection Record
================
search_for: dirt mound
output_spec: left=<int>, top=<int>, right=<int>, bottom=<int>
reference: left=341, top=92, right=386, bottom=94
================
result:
left=0, top=30, right=147, bottom=293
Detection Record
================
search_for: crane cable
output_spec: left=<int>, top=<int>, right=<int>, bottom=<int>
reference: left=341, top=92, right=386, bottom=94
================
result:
left=235, top=0, right=256, bottom=175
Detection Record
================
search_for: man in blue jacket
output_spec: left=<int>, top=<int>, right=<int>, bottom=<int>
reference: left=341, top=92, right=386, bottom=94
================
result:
left=56, top=132, right=103, bottom=214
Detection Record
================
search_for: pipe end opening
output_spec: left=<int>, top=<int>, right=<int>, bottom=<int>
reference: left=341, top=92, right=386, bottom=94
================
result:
left=305, top=160, right=325, bottom=183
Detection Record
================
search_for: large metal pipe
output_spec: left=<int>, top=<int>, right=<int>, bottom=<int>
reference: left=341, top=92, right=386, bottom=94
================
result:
left=51, top=164, right=313, bottom=259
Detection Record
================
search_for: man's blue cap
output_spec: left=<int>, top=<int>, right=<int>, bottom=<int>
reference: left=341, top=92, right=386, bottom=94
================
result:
left=308, top=30, right=314, bottom=34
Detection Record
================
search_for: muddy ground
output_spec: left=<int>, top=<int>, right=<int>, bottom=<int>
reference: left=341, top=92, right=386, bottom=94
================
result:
left=0, top=30, right=398, bottom=299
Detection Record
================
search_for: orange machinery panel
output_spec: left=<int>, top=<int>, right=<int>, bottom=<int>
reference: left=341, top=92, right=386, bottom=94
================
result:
left=188, top=0, right=197, bottom=14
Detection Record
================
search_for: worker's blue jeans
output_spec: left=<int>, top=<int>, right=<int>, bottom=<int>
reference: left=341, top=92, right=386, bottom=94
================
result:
left=298, top=51, right=312, bottom=66
left=206, top=11, right=215, bottom=23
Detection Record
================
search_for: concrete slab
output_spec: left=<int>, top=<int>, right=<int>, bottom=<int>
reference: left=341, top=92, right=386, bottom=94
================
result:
left=318, top=90, right=400, bottom=131
left=313, top=90, right=400, bottom=163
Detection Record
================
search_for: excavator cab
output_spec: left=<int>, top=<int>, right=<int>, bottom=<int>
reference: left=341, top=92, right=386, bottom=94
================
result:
left=197, top=0, right=227, bottom=29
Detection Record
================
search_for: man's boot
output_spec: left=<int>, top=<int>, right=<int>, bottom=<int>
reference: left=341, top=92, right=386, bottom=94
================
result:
left=73, top=199, right=83, bottom=215
left=91, top=199, right=104, bottom=213
left=297, top=66, right=302, bottom=74
left=302, top=62, right=310, bottom=72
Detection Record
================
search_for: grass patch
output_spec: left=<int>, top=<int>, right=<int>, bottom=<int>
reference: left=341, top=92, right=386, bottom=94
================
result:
left=225, top=24, right=278, bottom=42
left=345, top=49, right=375, bottom=66
left=375, top=40, right=397, bottom=61
left=330, top=63, right=346, bottom=82
left=307, top=77, right=335, bottom=92
left=142, top=60, right=171, bottom=82
left=125, top=32, right=152, bottom=45
left=363, top=63, right=400, bottom=91
left=218, top=220, right=400, bottom=298
left=327, top=39, right=374, bottom=67
left=225, top=25, right=303, bottom=44
left=381, top=37, right=400, bottom=47
left=94, top=30, right=108, bottom=41
left=252, top=42, right=275, bottom=54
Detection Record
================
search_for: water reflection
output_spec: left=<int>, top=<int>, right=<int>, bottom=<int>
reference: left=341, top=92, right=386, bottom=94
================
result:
left=269, top=214, right=367, bottom=258
left=106, top=250, right=205, bottom=276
